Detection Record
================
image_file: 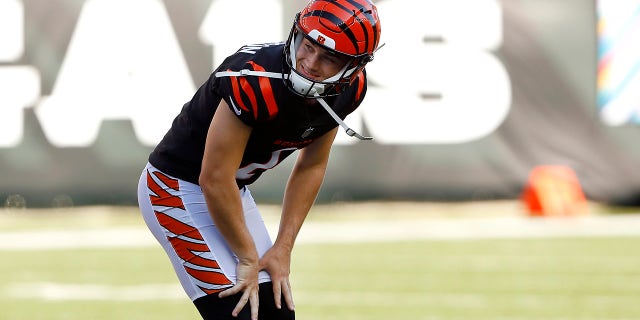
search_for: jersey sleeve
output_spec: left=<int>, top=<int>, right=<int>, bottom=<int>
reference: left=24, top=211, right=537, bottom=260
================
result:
left=351, top=69, right=368, bottom=111
left=211, top=52, right=280, bottom=127
left=334, top=69, right=368, bottom=119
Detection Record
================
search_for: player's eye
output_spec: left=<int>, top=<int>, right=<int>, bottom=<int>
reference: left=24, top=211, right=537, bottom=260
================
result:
left=304, top=43, right=314, bottom=52
left=323, top=55, right=338, bottom=65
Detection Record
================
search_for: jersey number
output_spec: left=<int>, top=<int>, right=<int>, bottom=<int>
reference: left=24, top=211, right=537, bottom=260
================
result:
left=236, top=148, right=296, bottom=180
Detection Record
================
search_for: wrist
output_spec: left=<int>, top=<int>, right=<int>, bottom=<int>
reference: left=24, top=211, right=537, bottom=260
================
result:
left=235, top=245, right=259, bottom=265
left=238, top=256, right=259, bottom=267
left=273, top=239, right=295, bottom=253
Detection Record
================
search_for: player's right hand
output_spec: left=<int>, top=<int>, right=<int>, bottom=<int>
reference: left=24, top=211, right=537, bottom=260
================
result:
left=219, top=258, right=260, bottom=320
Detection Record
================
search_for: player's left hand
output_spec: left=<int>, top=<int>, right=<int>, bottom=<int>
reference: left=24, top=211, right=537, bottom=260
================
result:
left=260, top=245, right=295, bottom=311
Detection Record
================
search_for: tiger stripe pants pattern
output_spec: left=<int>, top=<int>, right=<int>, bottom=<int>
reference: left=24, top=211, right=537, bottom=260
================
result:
left=137, top=163, right=273, bottom=301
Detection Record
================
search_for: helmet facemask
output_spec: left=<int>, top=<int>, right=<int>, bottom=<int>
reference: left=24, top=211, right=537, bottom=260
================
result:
left=283, top=21, right=367, bottom=98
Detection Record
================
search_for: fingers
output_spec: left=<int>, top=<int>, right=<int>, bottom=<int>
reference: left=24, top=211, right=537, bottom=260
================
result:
left=249, top=288, right=259, bottom=320
left=231, top=290, right=249, bottom=317
left=219, top=283, right=259, bottom=320
left=273, top=279, right=295, bottom=311
left=273, top=280, right=282, bottom=309
left=218, top=258, right=260, bottom=318
left=230, top=288, right=258, bottom=320
left=282, top=278, right=295, bottom=311
left=218, top=285, right=241, bottom=298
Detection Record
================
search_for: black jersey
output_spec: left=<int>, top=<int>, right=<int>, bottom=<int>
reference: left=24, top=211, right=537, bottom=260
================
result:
left=149, top=42, right=367, bottom=187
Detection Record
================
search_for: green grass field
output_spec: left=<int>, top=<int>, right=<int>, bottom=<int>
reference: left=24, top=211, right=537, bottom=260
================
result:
left=1, top=204, right=640, bottom=320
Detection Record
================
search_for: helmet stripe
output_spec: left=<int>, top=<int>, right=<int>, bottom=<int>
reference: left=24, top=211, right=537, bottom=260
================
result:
left=303, top=9, right=360, bottom=54
left=342, top=0, right=380, bottom=53
left=325, top=0, right=370, bottom=53
left=309, top=0, right=379, bottom=54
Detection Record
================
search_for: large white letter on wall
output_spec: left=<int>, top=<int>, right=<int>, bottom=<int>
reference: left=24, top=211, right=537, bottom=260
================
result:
left=35, top=0, right=195, bottom=147
left=199, top=0, right=283, bottom=69
left=362, top=0, right=511, bottom=144
left=0, top=0, right=40, bottom=147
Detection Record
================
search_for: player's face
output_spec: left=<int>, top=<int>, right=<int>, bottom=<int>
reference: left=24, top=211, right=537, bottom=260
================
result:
left=296, top=38, right=350, bottom=81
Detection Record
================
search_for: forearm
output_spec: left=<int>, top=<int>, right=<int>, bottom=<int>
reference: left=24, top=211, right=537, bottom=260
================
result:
left=275, top=161, right=327, bottom=250
left=274, top=128, right=336, bottom=250
left=199, top=100, right=257, bottom=263
left=201, top=177, right=258, bottom=262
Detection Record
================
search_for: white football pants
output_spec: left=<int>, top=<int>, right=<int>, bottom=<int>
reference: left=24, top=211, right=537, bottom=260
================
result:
left=137, top=163, right=273, bottom=301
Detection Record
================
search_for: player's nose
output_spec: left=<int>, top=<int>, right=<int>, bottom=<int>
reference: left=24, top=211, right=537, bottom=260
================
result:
left=306, top=54, right=321, bottom=73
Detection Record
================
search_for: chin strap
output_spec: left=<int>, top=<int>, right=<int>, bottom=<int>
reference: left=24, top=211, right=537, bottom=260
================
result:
left=313, top=93, right=373, bottom=140
left=215, top=69, right=373, bottom=141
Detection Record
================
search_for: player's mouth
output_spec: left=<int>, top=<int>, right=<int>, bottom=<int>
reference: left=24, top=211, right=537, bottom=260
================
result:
left=298, top=64, right=321, bottom=80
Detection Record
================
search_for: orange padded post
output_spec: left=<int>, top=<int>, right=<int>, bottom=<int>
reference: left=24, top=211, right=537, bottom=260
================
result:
left=521, top=165, right=588, bottom=217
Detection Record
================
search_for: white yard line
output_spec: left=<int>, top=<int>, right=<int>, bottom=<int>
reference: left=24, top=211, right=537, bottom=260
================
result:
left=1, top=214, right=640, bottom=251
left=0, top=227, right=155, bottom=250
left=295, top=214, right=640, bottom=243
left=6, top=282, right=186, bottom=301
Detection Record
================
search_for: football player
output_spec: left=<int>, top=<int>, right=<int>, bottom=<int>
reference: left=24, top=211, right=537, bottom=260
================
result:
left=137, top=0, right=382, bottom=319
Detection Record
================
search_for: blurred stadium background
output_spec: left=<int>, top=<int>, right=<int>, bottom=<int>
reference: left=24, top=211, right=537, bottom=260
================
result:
left=2, top=0, right=640, bottom=319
